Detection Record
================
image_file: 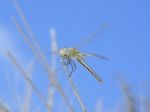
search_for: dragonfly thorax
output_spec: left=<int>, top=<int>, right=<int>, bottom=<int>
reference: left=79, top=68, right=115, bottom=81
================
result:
left=59, top=48, right=81, bottom=58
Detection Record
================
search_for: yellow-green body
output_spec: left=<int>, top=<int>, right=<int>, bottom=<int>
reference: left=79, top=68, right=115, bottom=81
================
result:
left=59, top=48, right=84, bottom=59
left=59, top=48, right=105, bottom=83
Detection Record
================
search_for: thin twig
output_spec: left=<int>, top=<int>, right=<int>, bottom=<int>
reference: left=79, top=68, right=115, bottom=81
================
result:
left=21, top=61, right=34, bottom=112
left=12, top=15, right=74, bottom=112
left=49, top=25, right=87, bottom=112
left=47, top=28, right=57, bottom=112
left=7, top=51, right=51, bottom=111
left=60, top=59, right=87, bottom=112
left=0, top=101, right=10, bottom=112
left=11, top=1, right=74, bottom=111
left=118, top=77, right=137, bottom=112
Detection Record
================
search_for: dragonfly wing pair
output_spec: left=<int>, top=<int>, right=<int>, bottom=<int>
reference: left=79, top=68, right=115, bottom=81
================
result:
left=82, top=52, right=109, bottom=60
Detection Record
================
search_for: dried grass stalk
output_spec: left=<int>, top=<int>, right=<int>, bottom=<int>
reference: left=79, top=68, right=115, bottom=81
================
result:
left=11, top=0, right=74, bottom=111
left=7, top=51, right=51, bottom=111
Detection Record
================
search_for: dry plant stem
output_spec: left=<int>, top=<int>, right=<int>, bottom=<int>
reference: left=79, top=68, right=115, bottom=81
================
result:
left=47, top=29, right=57, bottom=112
left=47, top=85, right=55, bottom=112
left=145, top=100, right=150, bottom=112
left=0, top=102, right=10, bottom=112
left=11, top=0, right=74, bottom=111
left=12, top=16, right=42, bottom=63
left=49, top=23, right=87, bottom=111
left=49, top=28, right=58, bottom=69
left=48, top=17, right=86, bottom=112
left=21, top=61, right=34, bottom=112
left=12, top=16, right=74, bottom=112
left=7, top=51, right=51, bottom=111
left=11, top=0, right=58, bottom=79
left=68, top=79, right=87, bottom=112
left=5, top=70, right=22, bottom=112
left=120, top=80, right=136, bottom=112
left=49, top=29, right=84, bottom=112
left=125, top=89, right=136, bottom=112
left=60, top=59, right=87, bottom=112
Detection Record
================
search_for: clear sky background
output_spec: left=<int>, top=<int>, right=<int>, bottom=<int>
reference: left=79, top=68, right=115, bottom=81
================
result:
left=0, top=0, right=150, bottom=112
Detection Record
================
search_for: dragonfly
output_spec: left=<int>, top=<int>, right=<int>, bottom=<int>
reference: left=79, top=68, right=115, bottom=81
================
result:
left=59, top=47, right=109, bottom=83
left=49, top=24, right=110, bottom=83
left=57, top=24, right=110, bottom=83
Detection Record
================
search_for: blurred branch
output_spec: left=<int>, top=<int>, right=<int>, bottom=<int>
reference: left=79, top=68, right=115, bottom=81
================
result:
left=0, top=101, right=10, bottom=112
left=4, top=68, right=22, bottom=112
left=11, top=0, right=74, bottom=111
left=49, top=25, right=87, bottom=111
left=60, top=59, right=87, bottom=112
left=96, top=98, right=103, bottom=112
left=47, top=29, right=57, bottom=112
left=7, top=51, right=51, bottom=111
left=144, top=100, right=150, bottom=112
left=47, top=85, right=55, bottom=112
left=21, top=60, right=34, bottom=112
left=118, top=77, right=137, bottom=112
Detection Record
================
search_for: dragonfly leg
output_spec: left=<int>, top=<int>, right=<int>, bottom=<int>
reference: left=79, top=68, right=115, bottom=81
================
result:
left=71, top=59, right=76, bottom=73
left=62, top=58, right=70, bottom=65
left=69, top=59, right=76, bottom=78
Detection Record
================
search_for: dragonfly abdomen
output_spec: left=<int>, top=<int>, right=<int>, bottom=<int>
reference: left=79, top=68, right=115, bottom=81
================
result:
left=76, top=58, right=103, bottom=83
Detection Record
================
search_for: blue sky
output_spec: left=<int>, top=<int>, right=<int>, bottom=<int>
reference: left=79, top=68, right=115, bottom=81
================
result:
left=0, top=0, right=150, bottom=112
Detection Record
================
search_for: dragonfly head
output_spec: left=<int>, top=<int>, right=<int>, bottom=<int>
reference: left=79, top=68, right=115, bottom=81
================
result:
left=59, top=48, right=68, bottom=58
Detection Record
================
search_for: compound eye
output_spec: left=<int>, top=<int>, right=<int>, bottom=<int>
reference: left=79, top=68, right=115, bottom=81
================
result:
left=60, top=51, right=66, bottom=57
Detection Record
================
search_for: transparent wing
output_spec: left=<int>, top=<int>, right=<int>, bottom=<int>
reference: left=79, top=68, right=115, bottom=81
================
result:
left=76, top=58, right=103, bottom=83
left=74, top=23, right=111, bottom=49
left=82, top=52, right=110, bottom=60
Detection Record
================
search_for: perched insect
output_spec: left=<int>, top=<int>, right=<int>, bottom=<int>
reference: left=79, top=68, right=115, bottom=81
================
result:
left=59, top=48, right=109, bottom=83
